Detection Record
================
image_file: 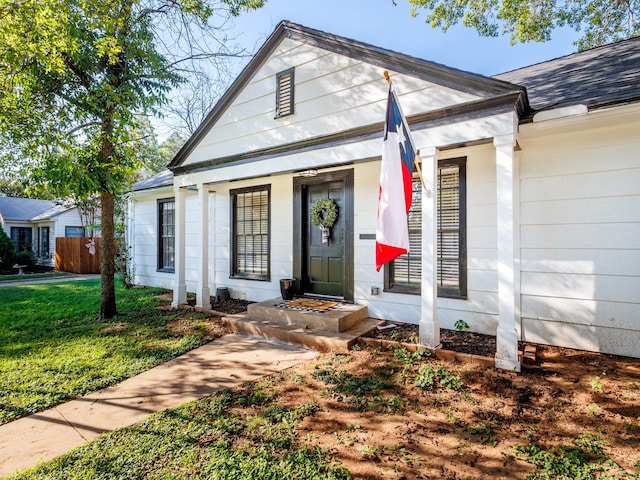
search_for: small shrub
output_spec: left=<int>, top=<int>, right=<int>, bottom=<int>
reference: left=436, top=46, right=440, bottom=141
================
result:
left=15, top=249, right=36, bottom=268
left=0, top=227, right=16, bottom=271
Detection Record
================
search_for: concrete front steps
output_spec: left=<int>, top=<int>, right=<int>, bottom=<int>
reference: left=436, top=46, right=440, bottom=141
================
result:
left=221, top=298, right=381, bottom=352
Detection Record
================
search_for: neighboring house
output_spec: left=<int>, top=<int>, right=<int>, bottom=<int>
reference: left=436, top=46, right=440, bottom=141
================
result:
left=129, top=21, right=640, bottom=367
left=0, top=197, right=91, bottom=267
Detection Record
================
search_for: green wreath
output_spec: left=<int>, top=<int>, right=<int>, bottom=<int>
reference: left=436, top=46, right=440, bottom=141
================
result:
left=310, top=198, right=338, bottom=229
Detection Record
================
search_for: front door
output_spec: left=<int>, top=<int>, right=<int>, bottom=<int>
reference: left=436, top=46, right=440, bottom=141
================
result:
left=293, top=169, right=354, bottom=301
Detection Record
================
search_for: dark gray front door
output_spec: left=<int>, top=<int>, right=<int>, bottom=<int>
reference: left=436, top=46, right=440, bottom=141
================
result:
left=306, top=181, right=345, bottom=297
left=293, top=169, right=354, bottom=301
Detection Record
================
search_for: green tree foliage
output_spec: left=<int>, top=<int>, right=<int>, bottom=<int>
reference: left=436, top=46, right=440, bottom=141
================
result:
left=0, top=0, right=263, bottom=318
left=0, top=225, right=16, bottom=272
left=157, top=133, right=187, bottom=173
left=130, top=122, right=186, bottom=179
left=406, top=0, right=640, bottom=50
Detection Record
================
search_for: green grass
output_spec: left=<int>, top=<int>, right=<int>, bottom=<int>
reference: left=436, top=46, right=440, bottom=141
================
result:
left=13, top=388, right=350, bottom=480
left=0, top=279, right=221, bottom=424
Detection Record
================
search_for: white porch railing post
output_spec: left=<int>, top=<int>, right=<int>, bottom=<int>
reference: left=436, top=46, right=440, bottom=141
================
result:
left=172, top=186, right=187, bottom=308
left=196, top=184, right=211, bottom=309
left=494, top=133, right=521, bottom=372
left=419, top=147, right=440, bottom=349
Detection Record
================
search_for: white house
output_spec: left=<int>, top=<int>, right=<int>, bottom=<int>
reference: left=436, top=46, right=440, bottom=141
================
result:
left=129, top=22, right=640, bottom=368
left=0, top=196, right=90, bottom=267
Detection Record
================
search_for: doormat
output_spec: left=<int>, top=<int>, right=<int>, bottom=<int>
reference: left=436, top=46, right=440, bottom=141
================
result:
left=276, top=298, right=339, bottom=313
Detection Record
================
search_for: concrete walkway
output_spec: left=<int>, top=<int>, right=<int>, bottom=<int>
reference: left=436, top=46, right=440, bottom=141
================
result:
left=0, top=334, right=318, bottom=477
left=0, top=273, right=101, bottom=288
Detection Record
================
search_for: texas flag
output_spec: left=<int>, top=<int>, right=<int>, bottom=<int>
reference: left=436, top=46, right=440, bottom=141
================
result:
left=376, top=85, right=416, bottom=272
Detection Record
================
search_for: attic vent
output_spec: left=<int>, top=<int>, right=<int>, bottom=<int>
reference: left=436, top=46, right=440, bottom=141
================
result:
left=275, top=68, right=294, bottom=118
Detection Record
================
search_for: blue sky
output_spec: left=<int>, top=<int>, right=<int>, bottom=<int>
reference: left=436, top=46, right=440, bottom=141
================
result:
left=230, top=0, right=579, bottom=76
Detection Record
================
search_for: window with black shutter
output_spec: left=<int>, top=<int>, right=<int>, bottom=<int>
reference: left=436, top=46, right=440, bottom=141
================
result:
left=385, top=157, right=467, bottom=298
left=275, top=68, right=294, bottom=118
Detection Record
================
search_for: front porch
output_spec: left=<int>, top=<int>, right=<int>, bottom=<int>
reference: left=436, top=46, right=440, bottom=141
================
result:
left=178, top=296, right=537, bottom=366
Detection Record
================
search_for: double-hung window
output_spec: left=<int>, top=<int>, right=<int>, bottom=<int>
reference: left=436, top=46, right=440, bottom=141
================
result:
left=385, top=157, right=467, bottom=298
left=230, top=185, right=270, bottom=281
left=10, top=227, right=32, bottom=253
left=158, top=198, right=175, bottom=272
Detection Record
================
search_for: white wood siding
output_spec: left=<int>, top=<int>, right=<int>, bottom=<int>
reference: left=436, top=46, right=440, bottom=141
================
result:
left=518, top=114, right=640, bottom=356
left=130, top=190, right=177, bottom=290
left=183, top=39, right=479, bottom=166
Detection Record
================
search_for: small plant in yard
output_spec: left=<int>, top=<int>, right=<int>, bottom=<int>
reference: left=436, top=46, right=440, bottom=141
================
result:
left=454, top=319, right=470, bottom=331
left=586, top=403, right=602, bottom=416
left=414, top=363, right=464, bottom=391
left=346, top=422, right=360, bottom=432
left=370, top=394, right=404, bottom=414
left=359, top=444, right=380, bottom=460
left=469, top=422, right=498, bottom=447
left=392, top=346, right=431, bottom=365
left=407, top=333, right=419, bottom=343
left=589, top=376, right=604, bottom=393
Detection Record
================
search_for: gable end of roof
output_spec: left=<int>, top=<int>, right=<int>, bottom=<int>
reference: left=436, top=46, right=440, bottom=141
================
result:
left=167, top=21, right=527, bottom=171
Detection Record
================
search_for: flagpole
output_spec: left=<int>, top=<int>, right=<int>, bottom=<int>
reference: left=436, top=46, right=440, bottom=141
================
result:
left=414, top=153, right=428, bottom=192
left=383, top=71, right=427, bottom=192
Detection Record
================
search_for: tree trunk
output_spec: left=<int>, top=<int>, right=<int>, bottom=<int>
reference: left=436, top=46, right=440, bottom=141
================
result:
left=100, top=190, right=117, bottom=318
left=99, top=109, right=117, bottom=319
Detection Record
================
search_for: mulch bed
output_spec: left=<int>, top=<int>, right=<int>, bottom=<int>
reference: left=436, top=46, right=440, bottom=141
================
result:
left=364, top=321, right=498, bottom=357
left=184, top=298, right=254, bottom=315
left=208, top=298, right=253, bottom=315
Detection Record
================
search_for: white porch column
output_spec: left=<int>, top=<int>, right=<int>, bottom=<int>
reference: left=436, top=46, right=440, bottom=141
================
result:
left=196, top=184, right=211, bottom=309
left=172, top=186, right=187, bottom=308
left=494, top=134, right=521, bottom=371
left=419, top=147, right=440, bottom=348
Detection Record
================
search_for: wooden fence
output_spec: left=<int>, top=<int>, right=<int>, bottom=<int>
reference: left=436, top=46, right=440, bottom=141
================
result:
left=55, top=237, right=101, bottom=274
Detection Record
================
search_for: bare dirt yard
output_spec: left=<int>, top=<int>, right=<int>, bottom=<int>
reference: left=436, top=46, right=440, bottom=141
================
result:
left=268, top=343, right=640, bottom=479
left=160, top=298, right=640, bottom=479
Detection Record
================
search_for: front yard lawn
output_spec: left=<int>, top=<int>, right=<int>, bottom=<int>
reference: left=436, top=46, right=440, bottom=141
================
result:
left=0, top=279, right=229, bottom=424
left=10, top=347, right=640, bottom=479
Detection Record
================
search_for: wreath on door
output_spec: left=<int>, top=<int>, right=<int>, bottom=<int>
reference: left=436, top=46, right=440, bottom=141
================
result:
left=310, top=198, right=338, bottom=243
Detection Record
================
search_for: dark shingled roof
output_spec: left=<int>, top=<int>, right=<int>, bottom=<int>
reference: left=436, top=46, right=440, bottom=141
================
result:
left=495, top=36, right=640, bottom=113
left=0, top=197, right=67, bottom=222
left=133, top=170, right=174, bottom=192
